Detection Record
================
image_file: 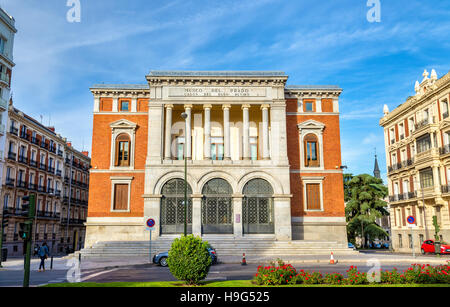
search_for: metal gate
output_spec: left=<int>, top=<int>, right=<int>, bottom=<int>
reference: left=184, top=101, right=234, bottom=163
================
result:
left=160, top=179, right=192, bottom=234
left=201, top=178, right=233, bottom=234
left=243, top=179, right=274, bottom=234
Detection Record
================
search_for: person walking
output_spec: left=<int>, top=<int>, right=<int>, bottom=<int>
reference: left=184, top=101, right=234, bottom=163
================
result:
left=38, top=242, right=49, bottom=272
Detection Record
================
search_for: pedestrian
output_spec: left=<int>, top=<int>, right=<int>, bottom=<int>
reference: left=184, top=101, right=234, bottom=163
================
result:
left=38, top=242, right=49, bottom=272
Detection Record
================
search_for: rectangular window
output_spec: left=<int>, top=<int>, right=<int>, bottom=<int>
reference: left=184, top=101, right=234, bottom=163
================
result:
left=416, top=134, right=431, bottom=153
left=306, top=183, right=321, bottom=210
left=398, top=234, right=403, bottom=248
left=113, top=184, right=128, bottom=211
left=177, top=137, right=185, bottom=160
left=250, top=137, right=258, bottom=161
left=211, top=137, right=224, bottom=161
left=419, top=168, right=434, bottom=188
left=408, top=234, right=413, bottom=249
left=120, top=100, right=129, bottom=112
left=304, top=102, right=314, bottom=112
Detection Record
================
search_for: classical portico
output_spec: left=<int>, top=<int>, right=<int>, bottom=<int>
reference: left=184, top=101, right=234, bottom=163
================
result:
left=142, top=71, right=292, bottom=240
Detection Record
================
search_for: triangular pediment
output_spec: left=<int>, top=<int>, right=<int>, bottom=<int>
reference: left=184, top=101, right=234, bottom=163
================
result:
left=297, top=119, right=325, bottom=131
left=110, top=119, right=137, bottom=129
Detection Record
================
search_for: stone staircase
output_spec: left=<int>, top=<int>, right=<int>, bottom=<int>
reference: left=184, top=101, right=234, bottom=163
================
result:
left=79, top=236, right=358, bottom=259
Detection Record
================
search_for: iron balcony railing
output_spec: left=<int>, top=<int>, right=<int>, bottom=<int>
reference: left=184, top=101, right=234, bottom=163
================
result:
left=9, top=126, right=18, bottom=135
left=56, top=170, right=62, bottom=177
left=17, top=180, right=27, bottom=189
left=414, top=118, right=430, bottom=130
left=57, top=150, right=63, bottom=157
left=440, top=144, right=450, bottom=155
left=29, top=159, right=38, bottom=167
left=443, top=111, right=449, bottom=119
left=7, top=151, right=16, bottom=160
left=48, top=166, right=55, bottom=173
left=441, top=185, right=450, bottom=194
left=28, top=183, right=37, bottom=191
left=18, top=155, right=28, bottom=164
left=37, top=185, right=46, bottom=193
left=389, top=192, right=417, bottom=202
left=39, top=163, right=47, bottom=171
left=5, top=178, right=15, bottom=187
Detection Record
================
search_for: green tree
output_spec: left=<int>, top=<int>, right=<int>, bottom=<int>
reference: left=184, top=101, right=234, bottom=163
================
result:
left=343, top=173, right=354, bottom=202
left=345, top=174, right=389, bottom=248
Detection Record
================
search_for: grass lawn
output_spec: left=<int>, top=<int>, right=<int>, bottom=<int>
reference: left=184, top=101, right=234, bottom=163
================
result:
left=42, top=280, right=450, bottom=287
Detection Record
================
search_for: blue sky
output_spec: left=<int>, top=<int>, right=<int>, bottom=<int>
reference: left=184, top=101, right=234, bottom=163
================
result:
left=1, top=0, right=450, bottom=182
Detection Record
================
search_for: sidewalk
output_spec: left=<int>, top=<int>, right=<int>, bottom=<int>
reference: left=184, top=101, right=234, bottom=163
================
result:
left=1, top=253, right=448, bottom=272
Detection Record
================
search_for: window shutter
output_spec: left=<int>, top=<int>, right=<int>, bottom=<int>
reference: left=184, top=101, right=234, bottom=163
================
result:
left=114, top=184, right=128, bottom=210
left=306, top=184, right=320, bottom=210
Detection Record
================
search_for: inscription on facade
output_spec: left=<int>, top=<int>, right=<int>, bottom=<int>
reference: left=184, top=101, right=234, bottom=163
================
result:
left=168, top=87, right=267, bottom=98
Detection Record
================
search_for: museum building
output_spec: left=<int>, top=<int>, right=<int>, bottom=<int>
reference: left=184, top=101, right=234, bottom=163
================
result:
left=84, top=71, right=347, bottom=249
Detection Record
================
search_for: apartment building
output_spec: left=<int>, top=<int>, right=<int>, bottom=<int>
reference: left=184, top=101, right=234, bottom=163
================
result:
left=380, top=69, right=450, bottom=253
left=85, top=70, right=347, bottom=250
left=1, top=102, right=90, bottom=257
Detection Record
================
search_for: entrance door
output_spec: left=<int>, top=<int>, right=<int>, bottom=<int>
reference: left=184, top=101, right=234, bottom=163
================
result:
left=160, top=179, right=193, bottom=234
left=243, top=179, right=274, bottom=234
left=201, top=178, right=233, bottom=234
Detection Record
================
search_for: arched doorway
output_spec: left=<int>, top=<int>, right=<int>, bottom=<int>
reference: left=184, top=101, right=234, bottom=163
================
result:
left=243, top=179, right=274, bottom=234
left=160, top=179, right=192, bottom=234
left=202, top=178, right=233, bottom=234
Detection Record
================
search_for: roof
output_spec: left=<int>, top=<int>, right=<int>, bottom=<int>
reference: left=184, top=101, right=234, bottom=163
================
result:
left=285, top=85, right=342, bottom=91
left=90, top=84, right=148, bottom=90
left=148, top=71, right=287, bottom=77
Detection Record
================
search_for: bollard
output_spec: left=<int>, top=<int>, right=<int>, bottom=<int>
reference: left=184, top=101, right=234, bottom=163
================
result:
left=50, top=256, right=54, bottom=270
left=79, top=253, right=81, bottom=263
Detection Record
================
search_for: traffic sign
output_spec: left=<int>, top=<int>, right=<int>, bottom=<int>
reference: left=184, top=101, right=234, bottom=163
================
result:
left=146, top=218, right=155, bottom=230
left=407, top=216, right=415, bottom=224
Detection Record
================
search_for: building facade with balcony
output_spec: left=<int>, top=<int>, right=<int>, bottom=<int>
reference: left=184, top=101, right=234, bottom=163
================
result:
left=380, top=69, right=450, bottom=253
left=85, top=71, right=347, bottom=249
left=1, top=102, right=90, bottom=257
left=0, top=7, right=16, bottom=224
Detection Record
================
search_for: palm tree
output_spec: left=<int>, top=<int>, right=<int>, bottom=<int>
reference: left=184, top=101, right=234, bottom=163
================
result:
left=345, top=174, right=389, bottom=248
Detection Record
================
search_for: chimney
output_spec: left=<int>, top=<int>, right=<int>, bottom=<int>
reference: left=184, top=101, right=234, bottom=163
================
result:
left=47, top=126, right=55, bottom=132
left=82, top=151, right=89, bottom=157
left=67, top=142, right=72, bottom=147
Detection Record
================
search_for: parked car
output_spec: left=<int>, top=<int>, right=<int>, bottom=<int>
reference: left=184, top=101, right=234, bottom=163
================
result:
left=373, top=243, right=382, bottom=249
left=421, top=240, right=450, bottom=255
left=153, top=247, right=217, bottom=267
left=382, top=242, right=389, bottom=249
left=348, top=242, right=356, bottom=250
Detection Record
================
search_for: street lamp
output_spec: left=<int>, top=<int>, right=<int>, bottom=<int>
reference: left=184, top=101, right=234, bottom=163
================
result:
left=181, top=112, right=188, bottom=236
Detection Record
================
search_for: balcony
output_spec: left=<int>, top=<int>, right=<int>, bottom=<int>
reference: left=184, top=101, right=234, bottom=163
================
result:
left=20, top=132, right=29, bottom=141
left=399, top=134, right=405, bottom=140
left=29, top=159, right=37, bottom=168
left=65, top=158, right=71, bottom=164
left=55, top=190, right=61, bottom=197
left=57, top=150, right=63, bottom=157
left=40, top=142, right=48, bottom=150
left=3, top=207, right=27, bottom=217
left=18, top=155, right=28, bottom=165
left=9, top=126, right=18, bottom=136
left=64, top=177, right=69, bottom=184
left=5, top=178, right=15, bottom=187
left=47, top=187, right=54, bottom=194
left=440, top=144, right=450, bottom=156
left=39, top=163, right=47, bottom=171
left=0, top=97, right=7, bottom=110
left=28, top=183, right=37, bottom=191
left=48, top=166, right=55, bottom=174
left=441, top=185, right=450, bottom=194
left=0, top=72, right=10, bottom=86
left=415, top=118, right=430, bottom=130
left=56, top=169, right=62, bottom=177
left=389, top=191, right=417, bottom=203
left=37, top=185, right=46, bottom=193
left=17, top=180, right=27, bottom=189
left=31, top=137, right=40, bottom=146
left=7, top=151, right=16, bottom=160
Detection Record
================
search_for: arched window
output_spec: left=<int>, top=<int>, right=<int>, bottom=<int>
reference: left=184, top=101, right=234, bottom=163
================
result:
left=202, top=178, right=233, bottom=234
left=115, top=133, right=131, bottom=166
left=160, top=179, right=192, bottom=234
left=304, top=134, right=319, bottom=167
left=243, top=179, right=274, bottom=234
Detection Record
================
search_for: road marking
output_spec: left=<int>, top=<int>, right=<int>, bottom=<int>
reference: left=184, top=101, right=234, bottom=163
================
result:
left=80, top=268, right=120, bottom=282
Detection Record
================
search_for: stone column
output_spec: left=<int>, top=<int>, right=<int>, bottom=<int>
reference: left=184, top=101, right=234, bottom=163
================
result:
left=270, top=104, right=289, bottom=164
left=273, top=195, right=292, bottom=241
left=147, top=104, right=164, bottom=164
left=261, top=104, right=270, bottom=160
left=143, top=195, right=162, bottom=238
left=232, top=194, right=243, bottom=237
left=112, top=97, right=119, bottom=112
left=93, top=97, right=100, bottom=112
left=242, top=104, right=250, bottom=160
left=184, top=105, right=192, bottom=160
left=131, top=98, right=138, bottom=112
left=192, top=195, right=202, bottom=237
left=204, top=105, right=212, bottom=160
left=164, top=105, right=173, bottom=160
left=223, top=104, right=231, bottom=160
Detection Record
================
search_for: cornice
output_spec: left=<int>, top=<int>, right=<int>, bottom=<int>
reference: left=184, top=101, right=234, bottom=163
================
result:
left=380, top=71, right=450, bottom=127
